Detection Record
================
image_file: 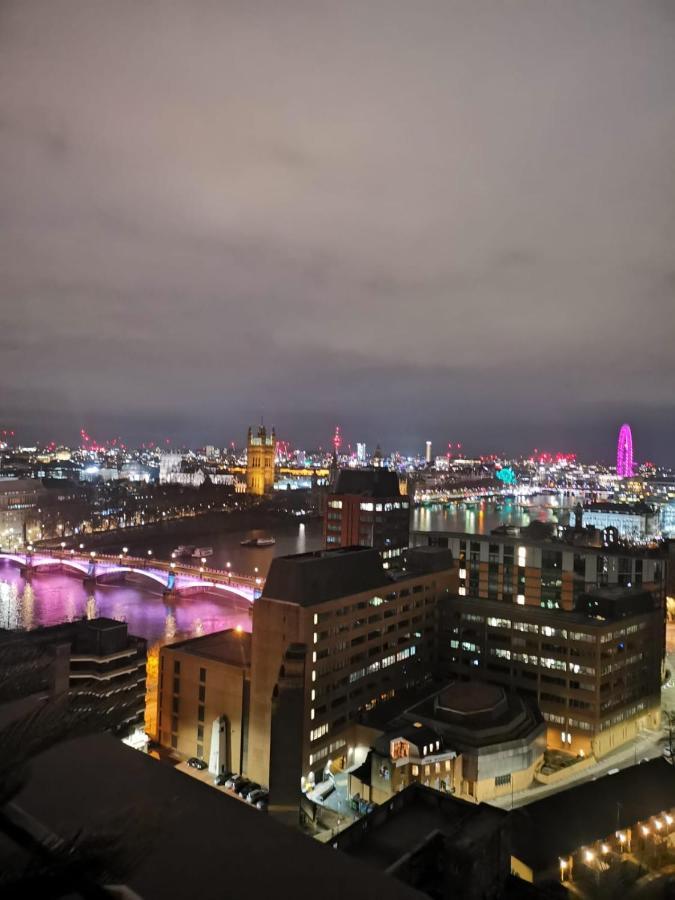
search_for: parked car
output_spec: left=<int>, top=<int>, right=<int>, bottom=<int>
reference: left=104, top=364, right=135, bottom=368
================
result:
left=224, top=774, right=240, bottom=790
left=215, top=771, right=233, bottom=786
left=246, top=788, right=268, bottom=805
left=664, top=746, right=673, bottom=759
left=240, top=782, right=262, bottom=800
left=228, top=775, right=249, bottom=793
left=187, top=757, right=208, bottom=770
left=255, top=797, right=268, bottom=811
left=236, top=780, right=257, bottom=798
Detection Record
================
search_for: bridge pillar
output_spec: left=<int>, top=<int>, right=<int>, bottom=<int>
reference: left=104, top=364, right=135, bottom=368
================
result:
left=83, top=558, right=97, bottom=587
left=163, top=569, right=178, bottom=600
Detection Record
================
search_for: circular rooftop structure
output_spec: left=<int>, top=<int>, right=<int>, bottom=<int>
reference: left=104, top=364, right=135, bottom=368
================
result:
left=436, top=682, right=506, bottom=718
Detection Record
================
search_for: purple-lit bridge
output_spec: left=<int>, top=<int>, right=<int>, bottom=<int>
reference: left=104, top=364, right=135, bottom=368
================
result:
left=0, top=550, right=258, bottom=602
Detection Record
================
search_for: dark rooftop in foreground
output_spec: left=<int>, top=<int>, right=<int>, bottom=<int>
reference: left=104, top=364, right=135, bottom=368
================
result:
left=511, top=758, right=675, bottom=873
left=331, top=467, right=402, bottom=498
left=9, top=732, right=425, bottom=900
left=335, top=782, right=507, bottom=872
left=163, top=628, right=252, bottom=667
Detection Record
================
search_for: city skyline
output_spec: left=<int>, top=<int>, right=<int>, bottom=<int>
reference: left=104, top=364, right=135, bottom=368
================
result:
left=1, top=0, right=674, bottom=463
left=0, top=418, right=667, bottom=469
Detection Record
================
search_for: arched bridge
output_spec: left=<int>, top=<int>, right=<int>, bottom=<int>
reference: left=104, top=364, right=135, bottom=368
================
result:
left=0, top=550, right=258, bottom=602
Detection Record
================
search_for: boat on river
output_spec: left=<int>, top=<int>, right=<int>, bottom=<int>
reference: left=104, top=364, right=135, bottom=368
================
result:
left=240, top=537, right=276, bottom=548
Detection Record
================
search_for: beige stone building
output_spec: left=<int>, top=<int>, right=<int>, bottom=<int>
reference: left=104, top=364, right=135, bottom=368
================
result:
left=157, top=630, right=251, bottom=774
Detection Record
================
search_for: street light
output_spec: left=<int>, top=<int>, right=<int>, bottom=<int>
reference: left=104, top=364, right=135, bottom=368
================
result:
left=601, top=844, right=609, bottom=855
left=90, top=551, right=96, bottom=558
left=559, top=859, right=568, bottom=883
left=122, top=546, right=128, bottom=554
left=226, top=561, right=231, bottom=569
left=147, top=550, right=153, bottom=557
left=201, top=557, right=206, bottom=565
left=584, top=850, right=594, bottom=864
left=79, top=543, right=85, bottom=550
left=170, top=562, right=176, bottom=570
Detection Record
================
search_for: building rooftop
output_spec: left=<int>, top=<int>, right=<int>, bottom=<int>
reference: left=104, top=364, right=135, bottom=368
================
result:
left=413, top=527, right=667, bottom=557
left=584, top=501, right=655, bottom=515
left=401, top=682, right=545, bottom=752
left=335, top=782, right=506, bottom=872
left=262, top=547, right=389, bottom=606
left=511, top=758, right=675, bottom=873
left=263, top=546, right=454, bottom=607
left=7, top=732, right=424, bottom=900
left=164, top=628, right=251, bottom=668
left=331, top=468, right=401, bottom=498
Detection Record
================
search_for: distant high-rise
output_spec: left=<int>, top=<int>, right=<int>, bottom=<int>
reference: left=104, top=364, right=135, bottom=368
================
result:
left=246, top=424, right=276, bottom=495
left=324, top=468, right=410, bottom=567
left=425, top=440, right=432, bottom=464
left=356, top=442, right=366, bottom=463
left=616, top=423, right=634, bottom=478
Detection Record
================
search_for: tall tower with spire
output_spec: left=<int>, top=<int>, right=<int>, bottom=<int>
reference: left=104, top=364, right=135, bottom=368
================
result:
left=246, top=423, right=276, bottom=495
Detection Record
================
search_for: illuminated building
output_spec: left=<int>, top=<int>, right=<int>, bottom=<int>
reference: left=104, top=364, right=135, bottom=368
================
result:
left=425, top=441, right=432, bottom=465
left=0, top=478, right=46, bottom=547
left=324, top=468, right=410, bottom=567
left=617, top=423, right=634, bottom=478
left=246, top=546, right=457, bottom=797
left=157, top=630, right=251, bottom=774
left=158, top=452, right=183, bottom=484
left=569, top=501, right=658, bottom=540
left=414, top=527, right=666, bottom=756
left=351, top=681, right=545, bottom=805
left=246, top=424, right=276, bottom=495
left=356, top=442, right=367, bottom=464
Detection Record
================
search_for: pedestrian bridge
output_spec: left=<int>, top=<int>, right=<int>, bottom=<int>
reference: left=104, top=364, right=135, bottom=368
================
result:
left=0, top=550, right=258, bottom=602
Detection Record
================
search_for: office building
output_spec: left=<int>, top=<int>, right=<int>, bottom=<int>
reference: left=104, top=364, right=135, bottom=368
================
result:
left=412, top=524, right=666, bottom=610
left=0, top=478, right=46, bottom=548
left=413, top=526, right=666, bottom=756
left=356, top=442, right=367, bottom=464
left=425, top=440, right=432, bottom=465
left=438, top=587, right=662, bottom=757
left=0, top=617, right=147, bottom=743
left=247, top=546, right=457, bottom=791
left=324, top=468, right=410, bottom=567
left=157, top=629, right=251, bottom=774
left=246, top=424, right=276, bottom=495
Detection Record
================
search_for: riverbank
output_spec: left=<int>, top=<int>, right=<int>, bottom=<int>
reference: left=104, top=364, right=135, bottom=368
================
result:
left=38, top=506, right=319, bottom=555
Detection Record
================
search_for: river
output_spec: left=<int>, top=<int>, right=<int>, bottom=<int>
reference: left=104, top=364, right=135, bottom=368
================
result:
left=0, top=494, right=573, bottom=648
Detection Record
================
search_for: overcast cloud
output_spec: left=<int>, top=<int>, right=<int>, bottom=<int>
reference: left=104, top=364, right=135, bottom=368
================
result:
left=1, top=0, right=674, bottom=459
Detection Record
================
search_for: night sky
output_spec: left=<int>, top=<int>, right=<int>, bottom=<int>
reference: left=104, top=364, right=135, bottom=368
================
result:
left=1, top=1, right=674, bottom=462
